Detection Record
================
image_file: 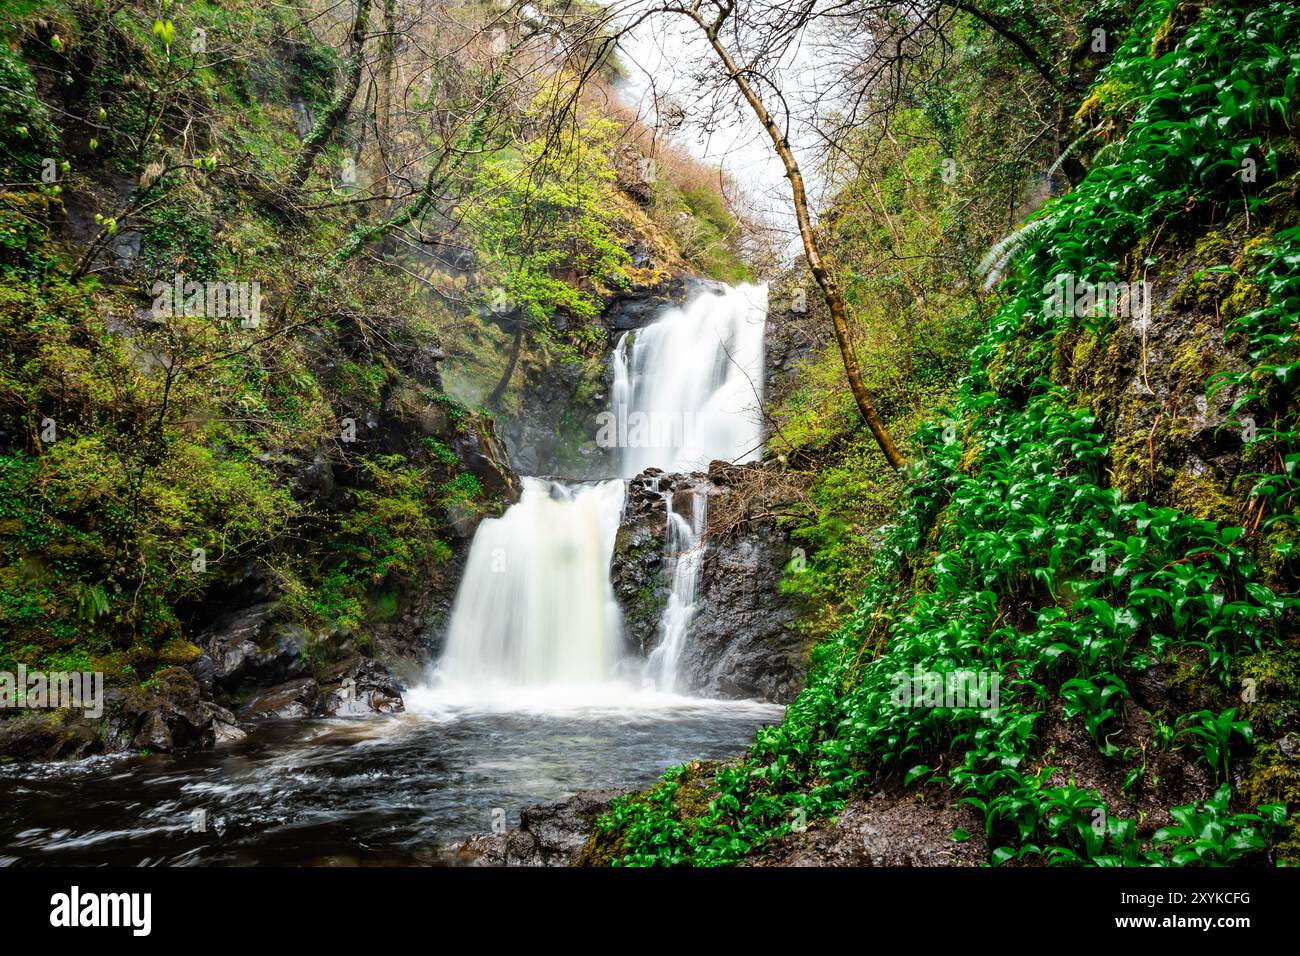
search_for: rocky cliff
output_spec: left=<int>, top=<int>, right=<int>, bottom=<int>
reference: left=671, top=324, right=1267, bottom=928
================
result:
left=611, top=462, right=808, bottom=704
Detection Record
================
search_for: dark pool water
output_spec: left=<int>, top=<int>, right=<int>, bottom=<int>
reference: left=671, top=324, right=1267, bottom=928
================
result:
left=0, top=695, right=781, bottom=866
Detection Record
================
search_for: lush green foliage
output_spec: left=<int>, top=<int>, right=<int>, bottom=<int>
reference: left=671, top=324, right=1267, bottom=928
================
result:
left=1211, top=228, right=1300, bottom=532
left=769, top=10, right=1055, bottom=637
left=0, top=0, right=496, bottom=677
left=462, top=103, right=632, bottom=339
left=0, top=0, right=747, bottom=687
left=599, top=0, right=1299, bottom=867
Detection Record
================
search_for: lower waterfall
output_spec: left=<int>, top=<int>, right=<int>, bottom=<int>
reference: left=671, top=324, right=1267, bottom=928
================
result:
left=434, top=478, right=627, bottom=692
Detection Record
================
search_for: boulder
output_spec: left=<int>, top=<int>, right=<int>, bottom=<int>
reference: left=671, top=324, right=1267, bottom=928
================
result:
left=457, top=789, right=634, bottom=866
left=0, top=711, right=101, bottom=760
left=118, top=667, right=231, bottom=753
left=238, top=677, right=320, bottom=720
left=318, top=657, right=405, bottom=716
left=195, top=605, right=316, bottom=694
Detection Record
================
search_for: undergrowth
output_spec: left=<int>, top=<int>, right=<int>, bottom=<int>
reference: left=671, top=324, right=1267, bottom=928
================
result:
left=598, top=0, right=1300, bottom=867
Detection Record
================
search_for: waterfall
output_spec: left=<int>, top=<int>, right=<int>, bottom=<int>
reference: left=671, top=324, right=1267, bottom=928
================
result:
left=644, top=484, right=707, bottom=694
left=426, top=282, right=767, bottom=702
left=610, top=284, right=767, bottom=478
left=616, top=284, right=766, bottom=691
left=435, top=478, right=626, bottom=691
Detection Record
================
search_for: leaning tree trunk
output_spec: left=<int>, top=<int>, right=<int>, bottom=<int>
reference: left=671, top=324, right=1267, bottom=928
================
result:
left=488, top=317, right=525, bottom=408
left=286, top=0, right=373, bottom=190
left=688, top=12, right=906, bottom=470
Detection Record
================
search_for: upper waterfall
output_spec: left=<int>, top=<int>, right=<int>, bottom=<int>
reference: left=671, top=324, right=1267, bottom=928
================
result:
left=608, top=283, right=768, bottom=477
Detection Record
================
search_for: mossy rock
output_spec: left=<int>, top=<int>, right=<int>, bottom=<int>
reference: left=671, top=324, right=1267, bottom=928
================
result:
left=575, top=760, right=730, bottom=866
left=1237, top=644, right=1300, bottom=734
left=157, top=639, right=202, bottom=665
left=1238, top=742, right=1300, bottom=865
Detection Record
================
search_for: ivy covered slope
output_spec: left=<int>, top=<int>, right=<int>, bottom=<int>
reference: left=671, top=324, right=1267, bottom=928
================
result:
left=593, top=0, right=1300, bottom=866
left=0, top=0, right=733, bottom=757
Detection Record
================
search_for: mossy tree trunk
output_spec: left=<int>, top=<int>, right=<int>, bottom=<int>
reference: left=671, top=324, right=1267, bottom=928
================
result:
left=286, top=0, right=374, bottom=190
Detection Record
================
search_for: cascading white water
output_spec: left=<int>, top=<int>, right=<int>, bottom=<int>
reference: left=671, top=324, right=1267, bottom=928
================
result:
left=615, top=285, right=767, bottom=691
left=644, top=484, right=707, bottom=694
left=434, top=478, right=626, bottom=691
left=610, top=284, right=768, bottom=478
left=425, top=282, right=767, bottom=703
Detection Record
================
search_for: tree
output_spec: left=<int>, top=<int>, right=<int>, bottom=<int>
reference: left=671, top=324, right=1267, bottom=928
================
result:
left=656, top=0, right=908, bottom=468
left=285, top=0, right=374, bottom=189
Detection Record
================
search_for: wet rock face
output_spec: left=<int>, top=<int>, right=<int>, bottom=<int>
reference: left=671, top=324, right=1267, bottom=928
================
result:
left=456, top=788, right=633, bottom=866
left=497, top=345, right=614, bottom=479
left=198, top=604, right=313, bottom=693
left=451, top=415, right=521, bottom=503
left=686, top=521, right=807, bottom=704
left=117, top=667, right=241, bottom=753
left=687, top=463, right=808, bottom=704
left=601, top=274, right=691, bottom=332
left=763, top=296, right=819, bottom=410
left=610, top=469, right=672, bottom=654
left=192, top=604, right=407, bottom=726
left=1051, top=228, right=1259, bottom=521
left=610, top=464, right=809, bottom=704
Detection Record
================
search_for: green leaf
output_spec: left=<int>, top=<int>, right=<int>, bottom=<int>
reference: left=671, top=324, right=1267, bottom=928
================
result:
left=903, top=764, right=931, bottom=787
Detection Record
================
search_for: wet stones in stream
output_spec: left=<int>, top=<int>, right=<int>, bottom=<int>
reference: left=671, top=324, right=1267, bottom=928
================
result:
left=196, top=603, right=405, bottom=722
left=456, top=788, right=635, bottom=866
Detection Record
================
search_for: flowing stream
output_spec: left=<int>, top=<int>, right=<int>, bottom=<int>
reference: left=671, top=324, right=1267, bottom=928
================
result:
left=0, top=282, right=778, bottom=866
left=0, top=702, right=779, bottom=865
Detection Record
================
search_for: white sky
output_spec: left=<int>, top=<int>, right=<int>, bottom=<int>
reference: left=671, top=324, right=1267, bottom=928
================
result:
left=611, top=10, right=841, bottom=259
